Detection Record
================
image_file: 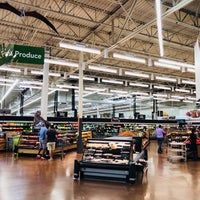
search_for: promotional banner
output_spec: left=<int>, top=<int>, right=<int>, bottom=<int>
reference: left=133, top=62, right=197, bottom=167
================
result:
left=0, top=44, right=44, bottom=65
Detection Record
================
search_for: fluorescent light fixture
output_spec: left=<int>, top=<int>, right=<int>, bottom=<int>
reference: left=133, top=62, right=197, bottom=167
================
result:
left=129, top=82, right=149, bottom=88
left=156, top=76, right=176, bottom=82
left=186, top=97, right=196, bottom=101
left=44, top=58, right=78, bottom=67
left=154, top=61, right=180, bottom=70
left=49, top=72, right=61, bottom=77
left=59, top=42, right=101, bottom=55
left=31, top=70, right=43, bottom=75
left=113, top=53, right=146, bottom=64
left=0, top=78, right=16, bottom=83
left=187, top=68, right=195, bottom=73
left=69, top=75, right=94, bottom=81
left=154, top=85, right=171, bottom=90
left=110, top=89, right=128, bottom=94
left=125, top=71, right=149, bottom=78
left=0, top=79, right=19, bottom=104
left=153, top=94, right=168, bottom=97
left=182, top=80, right=195, bottom=85
left=31, top=70, right=61, bottom=77
left=0, top=66, right=21, bottom=73
left=85, top=87, right=106, bottom=92
left=88, top=65, right=117, bottom=74
left=83, top=91, right=97, bottom=98
left=155, top=0, right=164, bottom=56
left=183, top=100, right=194, bottom=103
left=158, top=58, right=195, bottom=69
left=57, top=84, right=79, bottom=89
left=171, top=95, right=185, bottom=99
left=20, top=81, right=43, bottom=85
left=175, top=88, right=190, bottom=93
left=167, top=99, right=180, bottom=102
left=131, top=91, right=149, bottom=96
left=98, top=92, right=113, bottom=96
left=136, top=96, right=151, bottom=100
left=0, top=83, right=12, bottom=87
left=49, top=88, right=69, bottom=92
left=102, top=79, right=124, bottom=85
left=20, top=85, right=41, bottom=89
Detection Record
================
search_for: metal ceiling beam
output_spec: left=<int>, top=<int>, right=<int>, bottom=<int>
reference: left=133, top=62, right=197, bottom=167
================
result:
left=85, top=0, right=195, bottom=65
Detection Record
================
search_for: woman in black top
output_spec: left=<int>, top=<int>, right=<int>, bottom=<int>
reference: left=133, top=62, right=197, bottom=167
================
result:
left=190, top=127, right=198, bottom=161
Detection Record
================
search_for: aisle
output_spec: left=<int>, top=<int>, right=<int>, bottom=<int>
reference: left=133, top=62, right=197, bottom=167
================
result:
left=0, top=141, right=200, bottom=200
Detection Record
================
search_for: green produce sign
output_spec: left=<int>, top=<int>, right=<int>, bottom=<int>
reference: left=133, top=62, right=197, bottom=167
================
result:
left=0, top=44, right=44, bottom=65
left=0, top=44, right=15, bottom=65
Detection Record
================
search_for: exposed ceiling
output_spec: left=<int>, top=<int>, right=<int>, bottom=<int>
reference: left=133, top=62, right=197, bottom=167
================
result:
left=0, top=0, right=199, bottom=117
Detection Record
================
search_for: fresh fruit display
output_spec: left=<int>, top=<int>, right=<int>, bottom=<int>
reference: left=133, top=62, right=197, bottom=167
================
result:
left=119, top=130, right=137, bottom=137
left=186, top=110, right=200, bottom=118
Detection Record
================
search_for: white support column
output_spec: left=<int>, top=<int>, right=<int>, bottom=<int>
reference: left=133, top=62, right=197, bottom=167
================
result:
left=77, top=51, right=84, bottom=153
left=41, top=62, right=49, bottom=120
left=78, top=52, right=84, bottom=118
left=194, top=37, right=200, bottom=101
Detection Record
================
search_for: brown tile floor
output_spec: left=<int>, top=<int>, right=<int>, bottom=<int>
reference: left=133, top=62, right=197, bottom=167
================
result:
left=0, top=141, right=200, bottom=200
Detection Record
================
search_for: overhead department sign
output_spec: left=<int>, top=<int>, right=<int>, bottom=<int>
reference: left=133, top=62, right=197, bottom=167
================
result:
left=0, top=44, right=44, bottom=65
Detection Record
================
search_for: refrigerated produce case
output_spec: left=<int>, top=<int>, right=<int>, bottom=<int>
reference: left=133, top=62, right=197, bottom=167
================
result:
left=74, top=136, right=148, bottom=184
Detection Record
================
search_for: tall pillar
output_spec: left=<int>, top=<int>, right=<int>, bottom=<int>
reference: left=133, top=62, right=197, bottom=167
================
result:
left=41, top=62, right=49, bottom=120
left=112, top=104, right=115, bottom=118
left=20, top=91, right=24, bottom=116
left=194, top=37, right=200, bottom=108
left=20, top=88, right=29, bottom=116
left=54, top=90, right=58, bottom=114
left=71, top=88, right=77, bottom=117
left=133, top=95, right=136, bottom=119
left=152, top=99, right=158, bottom=120
left=77, top=52, right=84, bottom=154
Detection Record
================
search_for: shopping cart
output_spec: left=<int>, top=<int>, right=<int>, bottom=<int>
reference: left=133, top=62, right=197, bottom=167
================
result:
left=54, top=138, right=68, bottom=160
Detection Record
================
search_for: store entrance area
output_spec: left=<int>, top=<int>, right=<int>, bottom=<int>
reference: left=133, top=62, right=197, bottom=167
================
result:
left=0, top=141, right=199, bottom=200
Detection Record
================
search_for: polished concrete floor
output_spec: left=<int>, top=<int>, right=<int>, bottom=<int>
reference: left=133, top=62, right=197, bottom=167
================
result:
left=0, top=141, right=200, bottom=200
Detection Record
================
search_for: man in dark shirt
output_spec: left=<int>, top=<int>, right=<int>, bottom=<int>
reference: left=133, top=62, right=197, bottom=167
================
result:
left=46, top=124, right=58, bottom=161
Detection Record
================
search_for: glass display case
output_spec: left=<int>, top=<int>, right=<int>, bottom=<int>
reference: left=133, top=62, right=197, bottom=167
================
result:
left=74, top=136, right=148, bottom=184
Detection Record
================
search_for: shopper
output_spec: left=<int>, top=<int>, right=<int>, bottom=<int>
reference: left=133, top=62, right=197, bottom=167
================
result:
left=155, top=125, right=165, bottom=154
left=189, top=127, right=198, bottom=161
left=46, top=124, right=58, bottom=161
left=37, top=122, right=50, bottom=160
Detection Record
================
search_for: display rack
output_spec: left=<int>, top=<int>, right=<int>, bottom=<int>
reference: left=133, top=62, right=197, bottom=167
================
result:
left=18, top=130, right=92, bottom=155
left=74, top=136, right=148, bottom=184
left=0, top=124, right=29, bottom=151
left=167, top=142, right=187, bottom=162
left=0, top=116, right=178, bottom=155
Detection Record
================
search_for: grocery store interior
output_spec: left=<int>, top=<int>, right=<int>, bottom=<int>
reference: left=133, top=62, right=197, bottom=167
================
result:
left=1, top=0, right=200, bottom=199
